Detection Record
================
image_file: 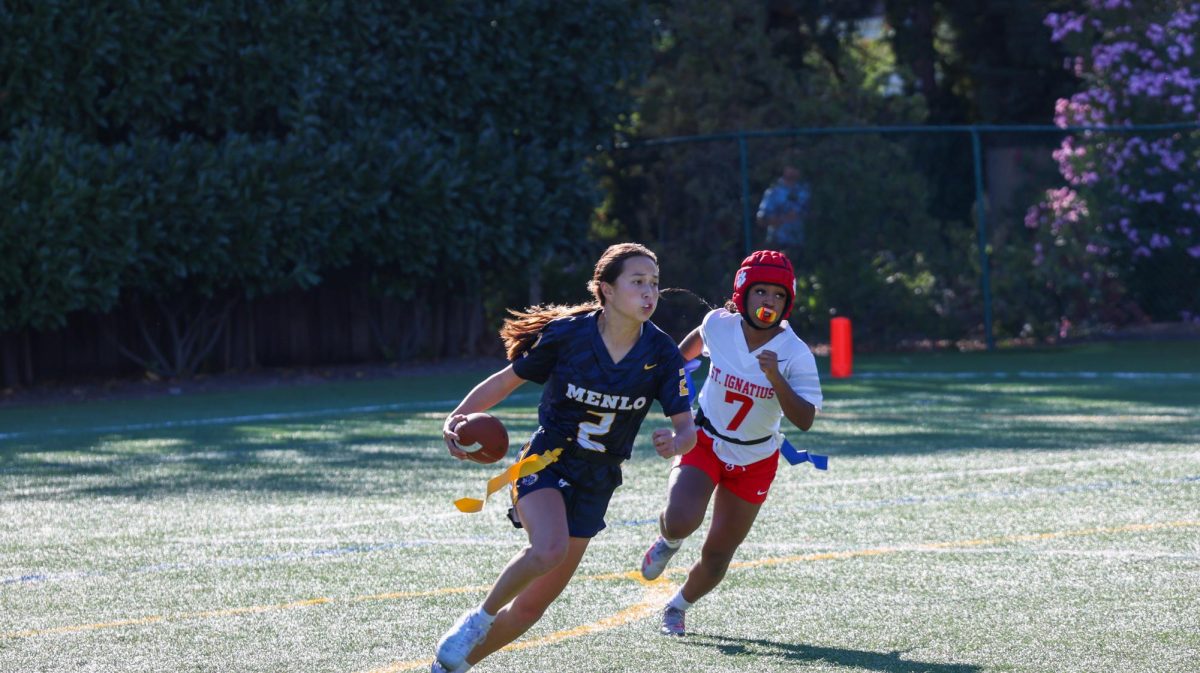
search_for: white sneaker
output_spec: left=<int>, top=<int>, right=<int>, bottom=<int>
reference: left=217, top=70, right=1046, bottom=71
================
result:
left=435, top=609, right=491, bottom=671
left=641, top=536, right=681, bottom=580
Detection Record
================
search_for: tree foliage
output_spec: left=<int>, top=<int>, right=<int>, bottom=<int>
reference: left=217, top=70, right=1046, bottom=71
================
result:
left=883, top=0, right=1085, bottom=263
left=1025, top=0, right=1200, bottom=328
left=600, top=0, right=962, bottom=345
left=0, top=0, right=653, bottom=373
left=886, top=0, right=1083, bottom=124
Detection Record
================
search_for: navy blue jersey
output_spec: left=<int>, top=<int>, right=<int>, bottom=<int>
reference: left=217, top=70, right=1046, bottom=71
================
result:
left=511, top=311, right=691, bottom=461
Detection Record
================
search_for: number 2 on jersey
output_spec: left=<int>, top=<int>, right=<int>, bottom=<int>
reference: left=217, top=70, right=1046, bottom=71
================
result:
left=577, top=411, right=615, bottom=452
left=724, top=390, right=754, bottom=431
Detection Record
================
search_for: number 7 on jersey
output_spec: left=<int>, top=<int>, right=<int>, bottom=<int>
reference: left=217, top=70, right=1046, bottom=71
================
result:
left=724, top=390, right=754, bottom=431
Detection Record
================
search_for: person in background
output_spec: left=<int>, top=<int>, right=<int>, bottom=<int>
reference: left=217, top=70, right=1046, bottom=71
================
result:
left=756, top=166, right=810, bottom=264
left=639, top=250, right=822, bottom=636
left=431, top=242, right=697, bottom=672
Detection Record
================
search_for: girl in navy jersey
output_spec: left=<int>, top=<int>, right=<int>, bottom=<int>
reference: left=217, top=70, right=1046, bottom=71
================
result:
left=430, top=242, right=696, bottom=673
left=639, top=250, right=823, bottom=636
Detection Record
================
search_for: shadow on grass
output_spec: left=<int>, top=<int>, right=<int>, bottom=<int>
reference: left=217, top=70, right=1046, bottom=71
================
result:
left=682, top=633, right=983, bottom=673
left=5, top=369, right=1197, bottom=500
left=0, top=417, right=472, bottom=500
left=0, top=410, right=547, bottom=502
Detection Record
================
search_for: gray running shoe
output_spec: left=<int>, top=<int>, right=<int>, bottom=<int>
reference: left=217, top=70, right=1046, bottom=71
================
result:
left=660, top=605, right=686, bottom=636
left=434, top=609, right=490, bottom=671
left=641, top=536, right=680, bottom=580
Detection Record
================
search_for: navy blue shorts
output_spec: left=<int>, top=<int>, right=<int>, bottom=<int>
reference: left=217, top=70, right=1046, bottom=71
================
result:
left=507, top=441, right=623, bottom=539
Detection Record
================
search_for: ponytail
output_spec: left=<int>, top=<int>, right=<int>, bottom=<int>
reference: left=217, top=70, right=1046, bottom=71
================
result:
left=500, top=303, right=600, bottom=360
left=502, top=242, right=659, bottom=360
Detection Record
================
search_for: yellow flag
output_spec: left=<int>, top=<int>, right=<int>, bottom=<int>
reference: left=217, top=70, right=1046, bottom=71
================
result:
left=454, top=448, right=564, bottom=513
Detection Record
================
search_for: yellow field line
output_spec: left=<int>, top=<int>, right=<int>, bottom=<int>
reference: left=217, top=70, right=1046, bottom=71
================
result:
left=3, top=598, right=332, bottom=639
left=363, top=580, right=673, bottom=673
left=500, top=580, right=672, bottom=653
left=358, top=519, right=1200, bottom=672
left=6, top=520, right=1196, bottom=643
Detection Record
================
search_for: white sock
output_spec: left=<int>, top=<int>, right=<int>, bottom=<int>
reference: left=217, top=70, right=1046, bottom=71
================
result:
left=662, top=536, right=683, bottom=549
left=473, top=606, right=496, bottom=626
left=667, top=589, right=693, bottom=612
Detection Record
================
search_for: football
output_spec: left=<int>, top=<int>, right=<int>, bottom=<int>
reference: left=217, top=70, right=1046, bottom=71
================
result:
left=453, top=412, right=509, bottom=464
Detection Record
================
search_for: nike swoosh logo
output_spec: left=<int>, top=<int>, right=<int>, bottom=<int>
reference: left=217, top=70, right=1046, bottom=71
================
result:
left=644, top=363, right=657, bottom=370
left=756, top=489, right=768, bottom=496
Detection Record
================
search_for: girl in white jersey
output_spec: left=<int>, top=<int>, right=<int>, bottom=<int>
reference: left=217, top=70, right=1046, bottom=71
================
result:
left=639, top=250, right=823, bottom=636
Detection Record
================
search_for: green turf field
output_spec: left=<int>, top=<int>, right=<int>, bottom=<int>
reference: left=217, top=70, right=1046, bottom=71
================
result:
left=2, top=342, right=1198, bottom=672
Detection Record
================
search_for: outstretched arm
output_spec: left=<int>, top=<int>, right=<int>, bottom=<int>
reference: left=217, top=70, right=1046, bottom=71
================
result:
left=442, top=365, right=526, bottom=459
left=678, top=326, right=704, bottom=361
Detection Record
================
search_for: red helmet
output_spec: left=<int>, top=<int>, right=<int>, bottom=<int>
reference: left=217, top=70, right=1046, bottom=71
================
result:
left=732, top=250, right=796, bottom=323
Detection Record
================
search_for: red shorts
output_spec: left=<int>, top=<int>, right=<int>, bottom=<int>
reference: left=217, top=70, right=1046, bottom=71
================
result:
left=674, top=428, right=780, bottom=504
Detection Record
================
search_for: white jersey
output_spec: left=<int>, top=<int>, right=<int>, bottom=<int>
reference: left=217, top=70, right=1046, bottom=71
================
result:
left=696, top=308, right=823, bottom=465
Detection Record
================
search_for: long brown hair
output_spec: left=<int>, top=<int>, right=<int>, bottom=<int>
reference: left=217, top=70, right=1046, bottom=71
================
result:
left=500, top=243, right=658, bottom=360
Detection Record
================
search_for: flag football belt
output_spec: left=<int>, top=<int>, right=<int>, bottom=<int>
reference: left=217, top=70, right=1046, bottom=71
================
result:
left=452, top=432, right=626, bottom=513
left=694, top=408, right=772, bottom=446
left=454, top=447, right=564, bottom=513
left=695, top=408, right=830, bottom=470
left=779, top=438, right=829, bottom=470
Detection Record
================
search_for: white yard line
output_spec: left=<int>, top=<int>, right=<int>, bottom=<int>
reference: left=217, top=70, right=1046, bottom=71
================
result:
left=0, top=394, right=542, bottom=441
left=3, top=370, right=1196, bottom=442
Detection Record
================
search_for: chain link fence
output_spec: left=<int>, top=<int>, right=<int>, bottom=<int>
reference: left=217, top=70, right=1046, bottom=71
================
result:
left=603, top=124, right=1200, bottom=349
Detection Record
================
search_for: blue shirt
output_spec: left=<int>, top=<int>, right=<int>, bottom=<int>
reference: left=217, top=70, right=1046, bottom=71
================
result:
left=757, top=180, right=809, bottom=246
left=511, top=311, right=691, bottom=461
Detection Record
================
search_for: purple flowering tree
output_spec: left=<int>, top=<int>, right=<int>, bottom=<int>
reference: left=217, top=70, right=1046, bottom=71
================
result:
left=1026, top=0, right=1200, bottom=331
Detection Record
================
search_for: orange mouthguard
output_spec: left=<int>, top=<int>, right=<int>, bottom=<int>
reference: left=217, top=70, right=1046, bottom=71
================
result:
left=755, top=307, right=776, bottom=322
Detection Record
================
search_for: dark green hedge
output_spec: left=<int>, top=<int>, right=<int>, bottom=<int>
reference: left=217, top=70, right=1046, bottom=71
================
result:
left=0, top=0, right=653, bottom=332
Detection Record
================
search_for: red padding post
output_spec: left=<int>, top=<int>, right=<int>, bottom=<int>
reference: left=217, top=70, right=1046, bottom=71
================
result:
left=830, top=317, right=853, bottom=379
